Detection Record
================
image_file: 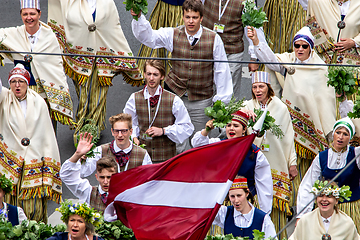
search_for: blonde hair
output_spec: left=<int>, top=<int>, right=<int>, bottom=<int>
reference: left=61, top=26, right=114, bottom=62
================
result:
left=109, top=113, right=132, bottom=129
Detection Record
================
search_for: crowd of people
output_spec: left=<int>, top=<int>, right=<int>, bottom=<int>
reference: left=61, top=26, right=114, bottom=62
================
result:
left=0, top=0, right=359, bottom=239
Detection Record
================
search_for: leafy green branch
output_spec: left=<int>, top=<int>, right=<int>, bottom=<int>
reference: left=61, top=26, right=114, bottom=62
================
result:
left=248, top=109, right=284, bottom=139
left=204, top=97, right=245, bottom=130
left=241, top=0, right=268, bottom=28
left=74, top=119, right=100, bottom=160
left=123, top=0, right=148, bottom=21
left=327, top=66, right=360, bottom=101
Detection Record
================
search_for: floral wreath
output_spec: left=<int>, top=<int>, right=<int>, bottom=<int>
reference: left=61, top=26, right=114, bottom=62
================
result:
left=56, top=200, right=103, bottom=227
left=0, top=174, right=13, bottom=194
left=311, top=180, right=352, bottom=202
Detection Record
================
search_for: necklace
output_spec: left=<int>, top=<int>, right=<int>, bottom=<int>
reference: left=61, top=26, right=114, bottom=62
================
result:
left=330, top=143, right=347, bottom=165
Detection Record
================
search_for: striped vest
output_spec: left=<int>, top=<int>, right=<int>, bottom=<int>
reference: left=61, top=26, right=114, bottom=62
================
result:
left=164, top=25, right=215, bottom=101
left=101, top=143, right=146, bottom=171
left=90, top=186, right=106, bottom=213
left=202, top=0, right=244, bottom=54
left=134, top=89, right=176, bottom=163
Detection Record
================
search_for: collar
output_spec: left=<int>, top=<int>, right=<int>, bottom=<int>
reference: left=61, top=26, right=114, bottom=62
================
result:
left=233, top=201, right=254, bottom=222
left=98, top=185, right=106, bottom=195
left=26, top=24, right=41, bottom=38
left=113, top=139, right=133, bottom=154
left=330, top=144, right=348, bottom=154
left=295, top=50, right=313, bottom=64
left=321, top=215, right=332, bottom=223
left=185, top=26, right=203, bottom=42
left=143, top=85, right=162, bottom=100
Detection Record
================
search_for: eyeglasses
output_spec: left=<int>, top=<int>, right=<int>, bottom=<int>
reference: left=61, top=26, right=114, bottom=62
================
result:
left=294, top=44, right=309, bottom=49
left=112, top=129, right=130, bottom=135
left=10, top=80, right=27, bottom=85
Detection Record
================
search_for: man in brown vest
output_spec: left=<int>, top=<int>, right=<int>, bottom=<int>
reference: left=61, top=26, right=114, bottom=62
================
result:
left=60, top=132, right=119, bottom=213
left=201, top=0, right=263, bottom=98
left=78, top=113, right=152, bottom=177
left=131, top=0, right=233, bottom=151
left=124, top=60, right=194, bottom=163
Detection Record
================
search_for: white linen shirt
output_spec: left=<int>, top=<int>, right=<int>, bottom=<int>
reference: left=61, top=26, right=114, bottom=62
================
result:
left=131, top=14, right=233, bottom=104
left=297, top=146, right=360, bottom=218
left=25, top=24, right=41, bottom=51
left=80, top=140, right=152, bottom=178
left=1, top=202, right=27, bottom=224
left=213, top=202, right=277, bottom=239
left=123, top=85, right=194, bottom=144
left=191, top=131, right=273, bottom=214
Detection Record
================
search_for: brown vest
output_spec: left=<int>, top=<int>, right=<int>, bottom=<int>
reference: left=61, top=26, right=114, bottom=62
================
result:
left=202, top=0, right=244, bottom=54
left=164, top=25, right=215, bottom=101
left=134, top=89, right=176, bottom=163
left=101, top=143, right=146, bottom=171
left=90, top=186, right=106, bottom=213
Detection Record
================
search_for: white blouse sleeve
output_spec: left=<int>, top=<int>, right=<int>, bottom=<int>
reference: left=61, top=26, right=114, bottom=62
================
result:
left=123, top=93, right=140, bottom=139
left=212, top=205, right=227, bottom=229
left=254, top=151, right=273, bottom=214
left=262, top=213, right=278, bottom=239
left=191, top=130, right=221, bottom=147
left=296, top=154, right=321, bottom=218
left=254, top=42, right=286, bottom=75
left=80, top=145, right=103, bottom=178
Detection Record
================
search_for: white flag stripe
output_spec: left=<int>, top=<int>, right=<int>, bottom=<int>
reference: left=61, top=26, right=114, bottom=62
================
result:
left=113, top=180, right=233, bottom=208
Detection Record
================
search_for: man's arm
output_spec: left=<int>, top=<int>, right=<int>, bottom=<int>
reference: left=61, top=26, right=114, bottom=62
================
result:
left=212, top=34, right=233, bottom=104
left=123, top=93, right=140, bottom=142
left=163, top=96, right=194, bottom=144
left=131, top=13, right=174, bottom=52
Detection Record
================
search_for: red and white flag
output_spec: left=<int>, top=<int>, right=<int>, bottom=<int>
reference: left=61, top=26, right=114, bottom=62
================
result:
left=104, top=134, right=255, bottom=240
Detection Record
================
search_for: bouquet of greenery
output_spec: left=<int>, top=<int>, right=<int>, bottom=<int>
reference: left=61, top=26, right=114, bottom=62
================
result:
left=95, top=220, right=136, bottom=240
left=248, top=109, right=284, bottom=139
left=327, top=66, right=360, bottom=101
left=12, top=220, right=66, bottom=240
left=204, top=97, right=244, bottom=130
left=205, top=230, right=282, bottom=240
left=124, top=0, right=148, bottom=21
left=241, top=0, right=268, bottom=28
left=347, top=100, right=360, bottom=119
left=74, top=119, right=100, bottom=159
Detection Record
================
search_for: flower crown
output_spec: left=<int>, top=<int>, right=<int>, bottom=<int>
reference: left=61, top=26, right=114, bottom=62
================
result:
left=56, top=200, right=103, bottom=227
left=311, top=180, right=352, bottom=202
left=0, top=174, right=13, bottom=194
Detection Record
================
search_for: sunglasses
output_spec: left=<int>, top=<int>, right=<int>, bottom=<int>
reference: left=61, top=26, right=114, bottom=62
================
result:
left=294, top=44, right=309, bottom=49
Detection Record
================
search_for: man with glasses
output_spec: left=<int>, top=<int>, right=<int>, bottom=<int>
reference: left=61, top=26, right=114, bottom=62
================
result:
left=124, top=60, right=194, bottom=163
left=0, top=63, right=62, bottom=223
left=78, top=113, right=151, bottom=177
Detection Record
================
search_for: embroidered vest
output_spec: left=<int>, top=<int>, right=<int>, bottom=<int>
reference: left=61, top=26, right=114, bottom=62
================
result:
left=101, top=143, right=146, bottom=171
left=164, top=25, right=215, bottom=101
left=319, top=147, right=360, bottom=202
left=224, top=206, right=266, bottom=239
left=134, top=89, right=176, bottom=163
left=238, top=144, right=259, bottom=196
left=7, top=203, right=19, bottom=226
left=202, top=0, right=244, bottom=54
left=90, top=186, right=106, bottom=213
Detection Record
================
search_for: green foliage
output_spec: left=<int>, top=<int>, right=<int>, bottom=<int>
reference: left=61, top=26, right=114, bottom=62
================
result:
left=348, top=100, right=360, bottom=119
left=204, top=230, right=283, bottom=240
left=248, top=109, right=284, bottom=139
left=327, top=66, right=360, bottom=101
left=7, top=220, right=66, bottom=240
left=204, top=97, right=244, bottom=129
left=123, top=0, right=148, bottom=21
left=129, top=136, right=146, bottom=149
left=95, top=220, right=136, bottom=240
left=74, top=119, right=100, bottom=159
left=241, top=0, right=268, bottom=28
left=0, top=173, right=13, bottom=194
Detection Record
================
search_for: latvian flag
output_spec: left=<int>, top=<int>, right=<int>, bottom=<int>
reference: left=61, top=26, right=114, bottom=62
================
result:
left=104, top=134, right=255, bottom=240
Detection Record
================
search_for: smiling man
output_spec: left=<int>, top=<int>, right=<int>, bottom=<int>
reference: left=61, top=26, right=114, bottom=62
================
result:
left=131, top=0, right=233, bottom=151
left=124, top=60, right=194, bottom=163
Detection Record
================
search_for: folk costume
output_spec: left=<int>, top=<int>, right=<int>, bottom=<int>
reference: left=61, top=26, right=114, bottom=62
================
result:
left=47, top=232, right=104, bottom=240
left=253, top=27, right=337, bottom=205
left=292, top=180, right=359, bottom=240
left=47, top=0, right=143, bottom=141
left=300, top=0, right=360, bottom=65
left=80, top=141, right=152, bottom=178
left=243, top=72, right=296, bottom=239
left=136, top=0, right=185, bottom=74
left=290, top=208, right=359, bottom=240
left=0, top=64, right=62, bottom=223
left=124, top=85, right=194, bottom=163
left=213, top=177, right=277, bottom=239
left=0, top=1, right=74, bottom=126
left=132, top=14, right=233, bottom=151
left=191, top=112, right=273, bottom=214
left=297, top=117, right=360, bottom=232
